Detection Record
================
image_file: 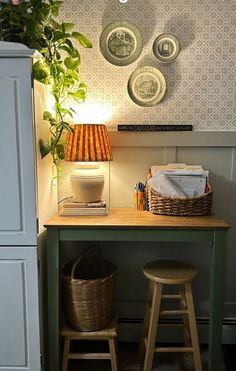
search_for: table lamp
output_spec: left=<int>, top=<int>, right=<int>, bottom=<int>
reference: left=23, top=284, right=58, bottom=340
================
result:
left=65, top=124, right=113, bottom=203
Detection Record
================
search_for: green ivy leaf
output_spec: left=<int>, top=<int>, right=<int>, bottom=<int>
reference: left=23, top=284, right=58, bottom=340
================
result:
left=39, top=48, right=48, bottom=54
left=68, top=125, right=75, bottom=133
left=66, top=110, right=73, bottom=118
left=52, top=31, right=65, bottom=42
left=43, top=111, right=53, bottom=121
left=79, top=82, right=87, bottom=89
left=50, top=1, right=64, bottom=16
left=51, top=84, right=59, bottom=95
left=71, top=32, right=93, bottom=48
left=60, top=107, right=71, bottom=114
left=56, top=51, right=61, bottom=60
left=61, top=121, right=71, bottom=130
left=39, top=139, right=51, bottom=159
left=64, top=56, right=80, bottom=69
left=60, top=38, right=80, bottom=56
left=62, top=22, right=74, bottom=32
left=31, top=0, right=40, bottom=6
left=44, top=25, right=53, bottom=41
left=63, top=75, right=74, bottom=87
left=59, top=45, right=73, bottom=56
left=26, top=20, right=38, bottom=35
left=64, top=38, right=74, bottom=48
left=56, top=64, right=65, bottom=74
left=67, top=70, right=79, bottom=80
left=33, top=60, right=50, bottom=83
left=70, top=47, right=80, bottom=58
left=50, top=18, right=61, bottom=30
left=70, top=89, right=86, bottom=100
left=56, top=143, right=65, bottom=160
left=55, top=102, right=62, bottom=113
left=36, top=4, right=51, bottom=21
left=69, top=107, right=77, bottom=114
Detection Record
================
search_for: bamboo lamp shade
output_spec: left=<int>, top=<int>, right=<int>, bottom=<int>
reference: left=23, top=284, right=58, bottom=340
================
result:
left=65, top=124, right=113, bottom=162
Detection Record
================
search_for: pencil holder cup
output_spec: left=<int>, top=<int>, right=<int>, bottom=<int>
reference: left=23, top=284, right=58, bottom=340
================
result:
left=134, top=190, right=146, bottom=210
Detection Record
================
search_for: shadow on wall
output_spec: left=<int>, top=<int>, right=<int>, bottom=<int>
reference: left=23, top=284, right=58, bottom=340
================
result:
left=136, top=55, right=181, bottom=102
left=136, top=14, right=196, bottom=101
left=164, top=14, right=196, bottom=50
left=102, top=0, right=157, bottom=46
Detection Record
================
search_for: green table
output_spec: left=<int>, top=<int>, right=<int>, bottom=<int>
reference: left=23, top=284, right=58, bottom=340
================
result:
left=45, top=208, right=230, bottom=371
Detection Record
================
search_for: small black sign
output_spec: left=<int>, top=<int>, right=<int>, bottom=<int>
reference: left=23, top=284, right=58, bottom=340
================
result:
left=117, top=124, right=193, bottom=132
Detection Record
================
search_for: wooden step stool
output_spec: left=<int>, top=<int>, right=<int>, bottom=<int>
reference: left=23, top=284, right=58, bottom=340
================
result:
left=61, top=316, right=118, bottom=371
left=139, top=260, right=202, bottom=371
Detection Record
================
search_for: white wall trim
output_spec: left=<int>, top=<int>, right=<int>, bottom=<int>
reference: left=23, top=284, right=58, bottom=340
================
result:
left=109, top=131, right=236, bottom=147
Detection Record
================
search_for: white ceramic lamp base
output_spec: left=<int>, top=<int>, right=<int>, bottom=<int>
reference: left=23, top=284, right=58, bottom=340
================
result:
left=70, top=164, right=104, bottom=203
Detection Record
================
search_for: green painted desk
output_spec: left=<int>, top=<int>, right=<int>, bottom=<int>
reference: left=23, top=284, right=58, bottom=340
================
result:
left=45, top=208, right=230, bottom=371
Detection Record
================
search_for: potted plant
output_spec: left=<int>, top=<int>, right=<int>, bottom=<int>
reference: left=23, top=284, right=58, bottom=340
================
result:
left=0, top=0, right=92, bottom=175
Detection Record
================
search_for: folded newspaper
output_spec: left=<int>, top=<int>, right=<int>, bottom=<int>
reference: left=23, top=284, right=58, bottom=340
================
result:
left=147, top=164, right=209, bottom=198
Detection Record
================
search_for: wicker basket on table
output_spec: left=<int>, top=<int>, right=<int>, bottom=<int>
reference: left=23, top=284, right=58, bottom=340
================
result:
left=147, top=184, right=213, bottom=216
left=61, top=246, right=116, bottom=331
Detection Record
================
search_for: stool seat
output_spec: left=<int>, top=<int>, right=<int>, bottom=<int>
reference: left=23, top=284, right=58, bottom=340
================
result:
left=139, top=260, right=202, bottom=371
left=61, top=316, right=118, bottom=371
left=61, top=317, right=117, bottom=338
left=143, top=260, right=198, bottom=285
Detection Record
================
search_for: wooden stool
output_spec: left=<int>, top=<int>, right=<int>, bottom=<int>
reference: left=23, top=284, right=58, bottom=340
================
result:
left=139, top=260, right=202, bottom=371
left=61, top=316, right=118, bottom=371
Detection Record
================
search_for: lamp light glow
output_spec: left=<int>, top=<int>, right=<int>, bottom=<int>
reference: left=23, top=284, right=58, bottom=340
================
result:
left=72, top=102, right=113, bottom=124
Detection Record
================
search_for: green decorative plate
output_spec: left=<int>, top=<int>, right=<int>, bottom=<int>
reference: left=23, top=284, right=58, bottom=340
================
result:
left=99, top=20, right=143, bottom=66
left=153, top=33, right=180, bottom=63
left=127, top=66, right=166, bottom=107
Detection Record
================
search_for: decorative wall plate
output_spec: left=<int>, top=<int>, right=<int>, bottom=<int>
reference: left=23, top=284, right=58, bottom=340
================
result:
left=99, top=20, right=143, bottom=66
left=153, top=33, right=180, bottom=63
left=127, top=66, right=166, bottom=106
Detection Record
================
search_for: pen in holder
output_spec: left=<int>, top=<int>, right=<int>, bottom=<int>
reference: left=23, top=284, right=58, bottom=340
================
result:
left=134, top=182, right=146, bottom=210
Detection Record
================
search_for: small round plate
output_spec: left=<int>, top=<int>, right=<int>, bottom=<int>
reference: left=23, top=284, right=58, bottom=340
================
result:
left=99, top=20, right=143, bottom=66
left=127, top=66, right=166, bottom=106
left=153, top=33, right=180, bottom=63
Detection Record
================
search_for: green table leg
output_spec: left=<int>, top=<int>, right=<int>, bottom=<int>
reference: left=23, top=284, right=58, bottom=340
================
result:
left=209, top=230, right=227, bottom=371
left=47, top=228, right=60, bottom=371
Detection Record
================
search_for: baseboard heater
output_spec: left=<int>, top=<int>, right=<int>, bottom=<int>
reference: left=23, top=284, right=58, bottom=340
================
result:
left=118, top=317, right=236, bottom=325
left=117, top=317, right=236, bottom=344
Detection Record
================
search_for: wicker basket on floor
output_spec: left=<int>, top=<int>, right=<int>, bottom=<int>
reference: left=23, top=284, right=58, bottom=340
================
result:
left=61, top=246, right=116, bottom=331
left=148, top=185, right=213, bottom=216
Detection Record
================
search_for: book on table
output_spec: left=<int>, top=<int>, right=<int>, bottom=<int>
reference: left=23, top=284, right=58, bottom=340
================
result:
left=59, top=199, right=108, bottom=215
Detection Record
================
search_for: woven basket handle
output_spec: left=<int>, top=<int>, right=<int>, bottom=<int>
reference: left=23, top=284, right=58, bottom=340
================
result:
left=71, top=245, right=102, bottom=279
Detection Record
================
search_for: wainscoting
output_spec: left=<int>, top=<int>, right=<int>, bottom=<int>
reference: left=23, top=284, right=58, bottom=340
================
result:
left=60, top=131, right=236, bottom=344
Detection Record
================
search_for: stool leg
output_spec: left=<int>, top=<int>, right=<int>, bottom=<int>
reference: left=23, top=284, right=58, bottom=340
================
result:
left=143, top=283, right=163, bottom=371
left=109, top=337, right=118, bottom=371
left=61, top=337, right=70, bottom=371
left=185, top=282, right=202, bottom=371
left=180, top=287, right=191, bottom=347
left=139, top=281, right=154, bottom=361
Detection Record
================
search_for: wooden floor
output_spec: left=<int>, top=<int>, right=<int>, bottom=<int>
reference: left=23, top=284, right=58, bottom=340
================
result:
left=64, top=342, right=231, bottom=371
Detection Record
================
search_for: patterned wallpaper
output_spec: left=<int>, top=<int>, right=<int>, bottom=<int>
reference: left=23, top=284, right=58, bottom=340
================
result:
left=59, top=0, right=236, bottom=131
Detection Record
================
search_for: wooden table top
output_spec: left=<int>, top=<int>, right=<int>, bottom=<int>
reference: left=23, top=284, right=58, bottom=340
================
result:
left=44, top=208, right=230, bottom=230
